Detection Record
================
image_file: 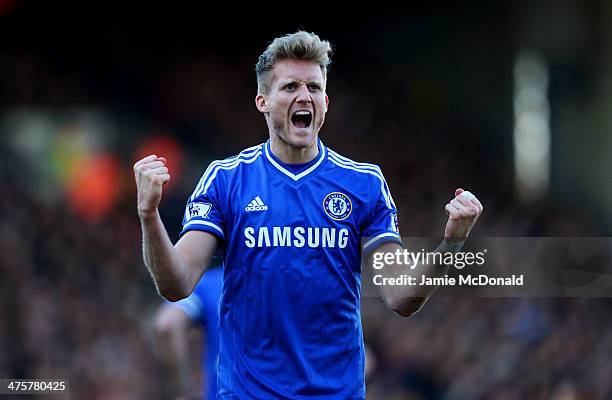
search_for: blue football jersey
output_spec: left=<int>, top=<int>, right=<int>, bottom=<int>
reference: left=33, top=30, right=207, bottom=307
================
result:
left=173, top=266, right=223, bottom=400
left=181, top=139, right=402, bottom=399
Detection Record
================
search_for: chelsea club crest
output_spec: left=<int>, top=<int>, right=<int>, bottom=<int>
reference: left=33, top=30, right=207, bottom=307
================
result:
left=323, top=192, right=352, bottom=221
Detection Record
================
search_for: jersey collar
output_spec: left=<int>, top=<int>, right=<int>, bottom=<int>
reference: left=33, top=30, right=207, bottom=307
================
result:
left=264, top=138, right=327, bottom=181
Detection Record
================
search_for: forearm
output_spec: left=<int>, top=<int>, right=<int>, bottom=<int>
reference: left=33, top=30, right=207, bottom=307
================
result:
left=375, top=188, right=483, bottom=316
left=140, top=211, right=192, bottom=301
left=174, top=334, right=200, bottom=399
left=155, top=308, right=200, bottom=399
left=376, top=239, right=464, bottom=316
left=407, top=239, right=463, bottom=297
left=166, top=326, right=200, bottom=398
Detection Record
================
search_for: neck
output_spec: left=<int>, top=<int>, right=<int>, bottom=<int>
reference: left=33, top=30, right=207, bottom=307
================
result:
left=269, top=135, right=319, bottom=164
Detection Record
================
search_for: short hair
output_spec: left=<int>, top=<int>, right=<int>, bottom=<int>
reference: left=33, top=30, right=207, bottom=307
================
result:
left=255, top=31, right=333, bottom=95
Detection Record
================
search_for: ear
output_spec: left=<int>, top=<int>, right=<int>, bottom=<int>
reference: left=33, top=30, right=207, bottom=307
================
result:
left=255, top=94, right=268, bottom=113
left=324, top=94, right=329, bottom=111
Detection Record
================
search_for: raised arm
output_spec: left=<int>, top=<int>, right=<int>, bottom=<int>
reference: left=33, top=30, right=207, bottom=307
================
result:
left=134, top=155, right=218, bottom=301
left=368, top=188, right=483, bottom=317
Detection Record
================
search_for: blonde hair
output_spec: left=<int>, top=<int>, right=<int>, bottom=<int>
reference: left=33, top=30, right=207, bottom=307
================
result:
left=255, top=31, right=333, bottom=94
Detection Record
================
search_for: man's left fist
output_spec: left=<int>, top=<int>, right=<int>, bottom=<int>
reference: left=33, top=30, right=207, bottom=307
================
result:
left=444, top=188, right=483, bottom=241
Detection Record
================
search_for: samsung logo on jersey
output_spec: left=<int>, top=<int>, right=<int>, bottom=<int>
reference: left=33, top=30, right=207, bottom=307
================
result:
left=244, top=226, right=349, bottom=248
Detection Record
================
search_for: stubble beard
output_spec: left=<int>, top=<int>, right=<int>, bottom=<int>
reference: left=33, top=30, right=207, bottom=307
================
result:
left=270, top=117, right=318, bottom=150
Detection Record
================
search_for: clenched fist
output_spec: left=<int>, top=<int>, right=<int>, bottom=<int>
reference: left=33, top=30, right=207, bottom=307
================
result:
left=134, top=155, right=171, bottom=217
left=444, top=188, right=483, bottom=241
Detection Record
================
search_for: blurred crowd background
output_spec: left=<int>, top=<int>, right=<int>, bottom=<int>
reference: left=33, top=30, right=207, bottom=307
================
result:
left=1, top=1, right=611, bottom=399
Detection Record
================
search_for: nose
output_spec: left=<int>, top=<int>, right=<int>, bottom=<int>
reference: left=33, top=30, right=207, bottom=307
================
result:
left=295, top=84, right=311, bottom=103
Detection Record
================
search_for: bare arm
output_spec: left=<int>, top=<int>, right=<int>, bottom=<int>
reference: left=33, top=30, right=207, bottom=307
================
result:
left=369, top=239, right=463, bottom=317
left=140, top=212, right=218, bottom=301
left=135, top=155, right=218, bottom=301
left=368, top=188, right=483, bottom=317
left=154, top=305, right=201, bottom=400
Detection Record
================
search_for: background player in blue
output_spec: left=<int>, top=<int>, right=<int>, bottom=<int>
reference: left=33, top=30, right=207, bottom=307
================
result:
left=134, top=31, right=483, bottom=399
left=154, top=266, right=223, bottom=400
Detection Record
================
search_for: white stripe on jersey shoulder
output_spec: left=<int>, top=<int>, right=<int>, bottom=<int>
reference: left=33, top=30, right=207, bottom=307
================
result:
left=328, top=157, right=393, bottom=209
left=183, top=219, right=224, bottom=236
left=327, top=150, right=396, bottom=209
left=190, top=144, right=264, bottom=200
left=363, top=232, right=401, bottom=250
left=327, top=149, right=383, bottom=175
left=264, top=141, right=327, bottom=181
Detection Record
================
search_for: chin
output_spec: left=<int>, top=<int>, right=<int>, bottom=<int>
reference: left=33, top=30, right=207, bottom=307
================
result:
left=288, top=132, right=316, bottom=148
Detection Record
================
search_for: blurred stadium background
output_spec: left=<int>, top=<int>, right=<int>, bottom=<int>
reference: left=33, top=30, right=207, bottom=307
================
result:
left=1, top=1, right=611, bottom=399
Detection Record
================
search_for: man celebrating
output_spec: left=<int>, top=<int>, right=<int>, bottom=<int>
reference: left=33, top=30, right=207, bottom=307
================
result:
left=134, top=31, right=482, bottom=399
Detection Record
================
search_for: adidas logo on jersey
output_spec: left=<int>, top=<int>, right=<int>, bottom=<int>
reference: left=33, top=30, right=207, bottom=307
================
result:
left=245, top=196, right=268, bottom=212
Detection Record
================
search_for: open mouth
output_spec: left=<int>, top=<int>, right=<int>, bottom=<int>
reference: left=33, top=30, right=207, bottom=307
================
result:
left=291, top=110, right=312, bottom=129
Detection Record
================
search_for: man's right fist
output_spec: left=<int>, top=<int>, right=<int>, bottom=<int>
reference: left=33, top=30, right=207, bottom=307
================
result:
left=134, top=155, right=171, bottom=217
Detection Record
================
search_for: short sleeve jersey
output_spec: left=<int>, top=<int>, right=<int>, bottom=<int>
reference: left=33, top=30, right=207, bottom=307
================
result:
left=181, top=139, right=401, bottom=399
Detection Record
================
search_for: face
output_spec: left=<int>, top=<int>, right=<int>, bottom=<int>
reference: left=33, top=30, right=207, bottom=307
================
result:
left=256, top=59, right=329, bottom=149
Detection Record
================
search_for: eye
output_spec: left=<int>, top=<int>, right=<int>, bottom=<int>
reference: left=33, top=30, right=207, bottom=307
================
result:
left=308, top=84, right=321, bottom=91
left=285, top=82, right=297, bottom=90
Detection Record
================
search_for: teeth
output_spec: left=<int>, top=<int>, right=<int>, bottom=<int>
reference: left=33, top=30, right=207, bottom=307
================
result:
left=294, top=111, right=311, bottom=116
